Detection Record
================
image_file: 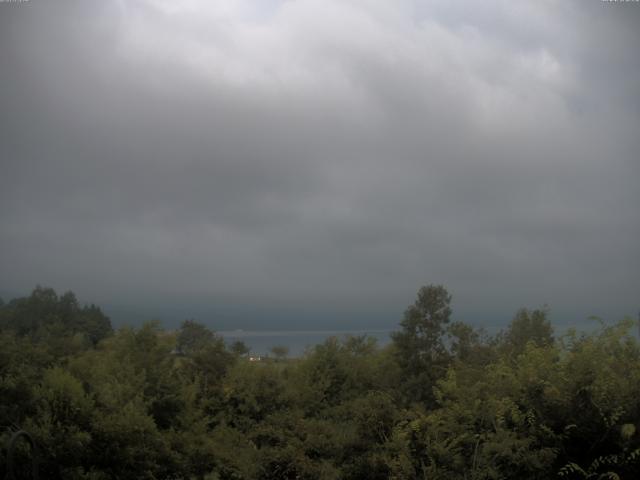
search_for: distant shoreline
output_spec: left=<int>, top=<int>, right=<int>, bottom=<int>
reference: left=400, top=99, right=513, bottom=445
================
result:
left=218, top=328, right=394, bottom=336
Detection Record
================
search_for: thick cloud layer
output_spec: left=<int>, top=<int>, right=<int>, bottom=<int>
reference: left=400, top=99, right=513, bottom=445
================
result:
left=1, top=0, right=638, bottom=329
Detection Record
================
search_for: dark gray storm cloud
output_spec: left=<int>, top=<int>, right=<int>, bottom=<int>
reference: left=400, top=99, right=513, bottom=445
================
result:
left=1, top=0, right=638, bottom=328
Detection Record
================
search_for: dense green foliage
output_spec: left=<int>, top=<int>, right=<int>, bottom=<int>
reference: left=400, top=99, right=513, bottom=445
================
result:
left=1, top=286, right=639, bottom=479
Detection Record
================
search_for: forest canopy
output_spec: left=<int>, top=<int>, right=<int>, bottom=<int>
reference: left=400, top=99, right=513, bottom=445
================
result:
left=1, top=286, right=638, bottom=479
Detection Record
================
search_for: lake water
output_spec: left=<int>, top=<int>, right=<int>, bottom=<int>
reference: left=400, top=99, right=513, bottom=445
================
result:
left=219, top=329, right=393, bottom=357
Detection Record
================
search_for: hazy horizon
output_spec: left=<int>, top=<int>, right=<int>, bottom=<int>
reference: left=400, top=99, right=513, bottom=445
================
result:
left=0, top=284, right=624, bottom=335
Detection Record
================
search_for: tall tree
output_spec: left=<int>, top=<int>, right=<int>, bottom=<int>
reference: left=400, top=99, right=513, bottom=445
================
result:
left=503, top=307, right=554, bottom=355
left=176, top=319, right=215, bottom=355
left=0, top=286, right=112, bottom=344
left=391, top=284, right=452, bottom=405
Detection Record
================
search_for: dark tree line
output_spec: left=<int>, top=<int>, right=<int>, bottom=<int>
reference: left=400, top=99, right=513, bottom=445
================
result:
left=1, top=285, right=638, bottom=479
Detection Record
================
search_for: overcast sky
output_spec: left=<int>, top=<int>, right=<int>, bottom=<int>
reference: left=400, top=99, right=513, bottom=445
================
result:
left=1, top=0, right=638, bottom=330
